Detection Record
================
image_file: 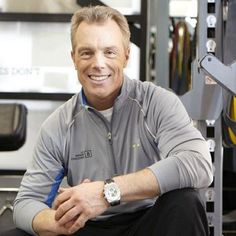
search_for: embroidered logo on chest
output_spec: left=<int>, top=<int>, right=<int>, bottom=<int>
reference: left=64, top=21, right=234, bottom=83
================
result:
left=72, top=150, right=93, bottom=160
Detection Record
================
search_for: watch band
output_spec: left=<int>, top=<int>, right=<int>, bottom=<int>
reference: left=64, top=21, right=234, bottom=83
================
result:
left=110, top=200, right=120, bottom=206
left=105, top=178, right=114, bottom=184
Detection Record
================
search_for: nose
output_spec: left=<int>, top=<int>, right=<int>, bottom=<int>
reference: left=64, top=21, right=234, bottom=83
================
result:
left=91, top=52, right=106, bottom=69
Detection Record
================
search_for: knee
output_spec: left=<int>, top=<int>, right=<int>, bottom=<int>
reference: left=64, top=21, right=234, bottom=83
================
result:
left=172, top=188, right=203, bottom=205
left=158, top=188, right=206, bottom=216
left=151, top=189, right=209, bottom=236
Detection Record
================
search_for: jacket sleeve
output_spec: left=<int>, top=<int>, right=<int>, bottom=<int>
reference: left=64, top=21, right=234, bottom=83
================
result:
left=147, top=88, right=213, bottom=194
left=148, top=139, right=213, bottom=194
left=13, top=125, right=65, bottom=235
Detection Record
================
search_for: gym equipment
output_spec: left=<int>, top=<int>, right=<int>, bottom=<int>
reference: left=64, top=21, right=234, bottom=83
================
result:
left=0, top=103, right=27, bottom=233
left=0, top=103, right=27, bottom=151
left=197, top=0, right=236, bottom=235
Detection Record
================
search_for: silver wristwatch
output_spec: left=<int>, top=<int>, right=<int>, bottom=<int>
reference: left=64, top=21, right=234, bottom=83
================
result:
left=103, top=179, right=121, bottom=206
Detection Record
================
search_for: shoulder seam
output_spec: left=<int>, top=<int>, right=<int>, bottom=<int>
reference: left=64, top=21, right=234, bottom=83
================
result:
left=128, top=96, right=157, bottom=141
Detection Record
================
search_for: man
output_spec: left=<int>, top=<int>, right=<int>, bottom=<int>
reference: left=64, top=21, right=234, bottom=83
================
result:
left=10, top=5, right=212, bottom=236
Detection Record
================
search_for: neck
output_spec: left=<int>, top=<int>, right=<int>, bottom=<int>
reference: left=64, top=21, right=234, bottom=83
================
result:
left=85, top=90, right=119, bottom=111
left=91, top=98, right=115, bottom=111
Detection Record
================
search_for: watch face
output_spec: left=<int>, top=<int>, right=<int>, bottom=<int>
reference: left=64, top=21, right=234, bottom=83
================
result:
left=104, top=182, right=121, bottom=202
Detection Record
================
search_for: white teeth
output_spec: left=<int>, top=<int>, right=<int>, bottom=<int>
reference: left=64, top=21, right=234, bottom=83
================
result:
left=90, top=75, right=109, bottom=81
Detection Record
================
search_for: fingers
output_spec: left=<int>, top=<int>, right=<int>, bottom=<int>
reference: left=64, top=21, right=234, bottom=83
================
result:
left=58, top=187, right=67, bottom=193
left=52, top=181, right=103, bottom=234
left=54, top=181, right=90, bottom=210
left=81, top=179, right=91, bottom=183
left=64, top=218, right=77, bottom=229
left=67, top=213, right=89, bottom=234
left=54, top=224, right=73, bottom=236
left=57, top=205, right=81, bottom=225
left=55, top=199, right=75, bottom=221
left=54, top=188, right=70, bottom=210
left=56, top=206, right=90, bottom=234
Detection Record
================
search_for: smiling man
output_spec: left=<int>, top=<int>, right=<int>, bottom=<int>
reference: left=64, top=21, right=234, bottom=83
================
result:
left=10, top=5, right=213, bottom=236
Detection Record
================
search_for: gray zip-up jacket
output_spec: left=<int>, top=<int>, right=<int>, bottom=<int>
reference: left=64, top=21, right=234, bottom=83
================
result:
left=14, top=78, right=213, bottom=235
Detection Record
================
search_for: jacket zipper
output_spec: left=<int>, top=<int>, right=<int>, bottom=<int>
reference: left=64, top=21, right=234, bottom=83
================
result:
left=90, top=109, right=117, bottom=175
left=106, top=131, right=117, bottom=175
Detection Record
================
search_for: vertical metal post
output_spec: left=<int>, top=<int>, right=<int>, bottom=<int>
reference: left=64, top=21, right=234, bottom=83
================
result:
left=198, top=1, right=223, bottom=235
left=199, top=118, right=223, bottom=236
left=149, top=0, right=169, bottom=88
left=139, top=0, right=149, bottom=81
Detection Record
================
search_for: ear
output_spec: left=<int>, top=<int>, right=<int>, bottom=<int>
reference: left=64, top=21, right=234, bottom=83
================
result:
left=123, top=46, right=130, bottom=68
left=71, top=51, right=77, bottom=70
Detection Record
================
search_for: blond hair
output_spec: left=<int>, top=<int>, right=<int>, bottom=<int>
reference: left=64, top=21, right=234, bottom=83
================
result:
left=71, top=5, right=130, bottom=51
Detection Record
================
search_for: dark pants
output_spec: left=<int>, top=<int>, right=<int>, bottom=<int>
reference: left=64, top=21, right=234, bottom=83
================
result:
left=2, top=188, right=209, bottom=236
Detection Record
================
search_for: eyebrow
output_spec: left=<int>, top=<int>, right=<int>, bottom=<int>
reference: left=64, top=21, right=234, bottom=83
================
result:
left=77, top=47, right=93, bottom=54
left=105, top=46, right=119, bottom=52
left=77, top=46, right=119, bottom=53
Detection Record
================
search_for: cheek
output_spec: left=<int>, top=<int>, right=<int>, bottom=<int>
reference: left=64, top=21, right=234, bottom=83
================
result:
left=109, top=60, right=125, bottom=72
left=76, top=62, right=89, bottom=73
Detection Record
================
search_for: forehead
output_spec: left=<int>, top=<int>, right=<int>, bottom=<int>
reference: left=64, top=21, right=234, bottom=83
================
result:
left=74, top=19, right=124, bottom=48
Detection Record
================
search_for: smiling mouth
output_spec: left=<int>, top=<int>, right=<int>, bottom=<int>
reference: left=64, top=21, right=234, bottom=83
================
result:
left=89, top=75, right=111, bottom=81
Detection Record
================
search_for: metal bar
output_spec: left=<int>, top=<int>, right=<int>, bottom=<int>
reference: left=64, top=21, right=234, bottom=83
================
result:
left=129, top=24, right=141, bottom=47
left=151, top=0, right=169, bottom=87
left=0, top=188, right=19, bottom=192
left=0, top=13, right=72, bottom=22
left=0, top=170, right=25, bottom=175
left=0, top=92, right=73, bottom=101
left=139, top=0, right=149, bottom=81
left=77, top=0, right=106, bottom=7
left=199, top=54, right=236, bottom=95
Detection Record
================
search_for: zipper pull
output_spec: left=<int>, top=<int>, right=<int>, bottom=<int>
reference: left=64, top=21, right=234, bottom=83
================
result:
left=107, top=132, right=112, bottom=144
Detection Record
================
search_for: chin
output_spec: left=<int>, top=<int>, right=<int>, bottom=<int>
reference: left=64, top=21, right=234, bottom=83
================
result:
left=95, top=92, right=109, bottom=99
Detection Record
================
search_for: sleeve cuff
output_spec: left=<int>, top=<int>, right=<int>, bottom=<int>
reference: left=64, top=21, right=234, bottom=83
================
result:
left=148, top=157, right=180, bottom=195
left=13, top=200, right=49, bottom=235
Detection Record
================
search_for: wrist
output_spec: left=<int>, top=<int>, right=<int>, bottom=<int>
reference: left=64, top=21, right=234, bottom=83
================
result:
left=112, top=169, right=160, bottom=202
left=32, top=208, right=54, bottom=234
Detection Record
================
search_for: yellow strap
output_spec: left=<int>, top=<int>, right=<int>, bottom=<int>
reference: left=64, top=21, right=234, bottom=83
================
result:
left=228, top=96, right=236, bottom=144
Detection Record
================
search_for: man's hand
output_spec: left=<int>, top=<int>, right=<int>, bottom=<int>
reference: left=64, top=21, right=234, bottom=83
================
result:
left=53, top=181, right=109, bottom=234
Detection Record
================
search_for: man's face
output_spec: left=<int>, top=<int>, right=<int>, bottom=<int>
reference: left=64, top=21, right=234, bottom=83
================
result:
left=71, top=19, right=130, bottom=109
